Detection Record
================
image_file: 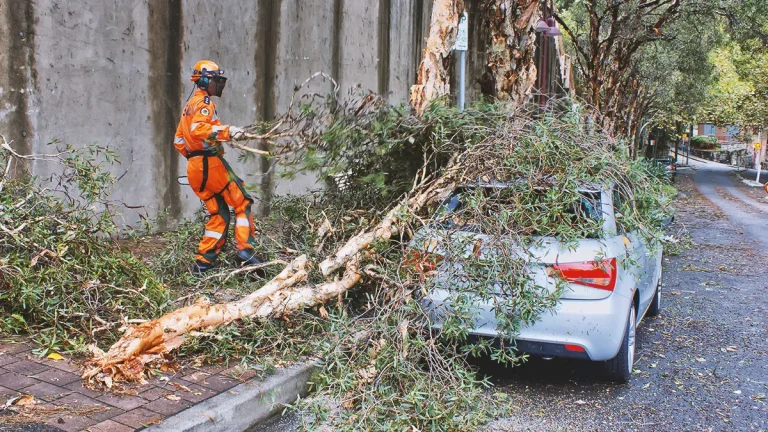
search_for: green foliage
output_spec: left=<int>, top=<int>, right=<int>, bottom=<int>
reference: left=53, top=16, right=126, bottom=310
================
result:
left=0, top=143, right=169, bottom=354
left=701, top=39, right=768, bottom=126
left=636, top=17, right=723, bottom=130
left=295, top=303, right=493, bottom=431
left=277, top=100, right=674, bottom=430
left=691, top=135, right=718, bottom=148
left=652, top=0, right=768, bottom=127
left=281, top=97, right=506, bottom=209
left=177, top=312, right=329, bottom=372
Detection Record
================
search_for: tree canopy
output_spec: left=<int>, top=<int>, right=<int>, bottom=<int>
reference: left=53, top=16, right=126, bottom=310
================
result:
left=555, top=0, right=768, bottom=134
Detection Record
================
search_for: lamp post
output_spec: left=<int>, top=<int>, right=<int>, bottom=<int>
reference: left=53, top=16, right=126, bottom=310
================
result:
left=534, top=0, right=562, bottom=107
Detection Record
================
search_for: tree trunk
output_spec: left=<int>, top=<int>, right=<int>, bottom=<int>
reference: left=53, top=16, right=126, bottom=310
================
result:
left=87, top=175, right=456, bottom=382
left=85, top=256, right=310, bottom=380
left=410, top=0, right=465, bottom=115
left=486, top=0, right=541, bottom=102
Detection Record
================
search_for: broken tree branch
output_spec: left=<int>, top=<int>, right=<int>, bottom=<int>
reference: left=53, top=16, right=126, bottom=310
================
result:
left=85, top=255, right=310, bottom=380
left=320, top=175, right=456, bottom=276
left=88, top=156, right=456, bottom=382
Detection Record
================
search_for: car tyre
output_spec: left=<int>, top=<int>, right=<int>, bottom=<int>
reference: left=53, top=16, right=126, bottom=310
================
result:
left=647, top=270, right=662, bottom=317
left=605, top=305, right=636, bottom=384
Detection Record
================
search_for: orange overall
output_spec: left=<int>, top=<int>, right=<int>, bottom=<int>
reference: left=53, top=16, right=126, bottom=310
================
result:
left=174, top=89, right=257, bottom=264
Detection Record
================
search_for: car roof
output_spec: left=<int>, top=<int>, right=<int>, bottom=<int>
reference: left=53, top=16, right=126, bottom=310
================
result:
left=458, top=180, right=604, bottom=194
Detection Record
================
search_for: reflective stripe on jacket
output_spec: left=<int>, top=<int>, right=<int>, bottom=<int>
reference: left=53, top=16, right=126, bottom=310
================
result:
left=174, top=89, right=232, bottom=158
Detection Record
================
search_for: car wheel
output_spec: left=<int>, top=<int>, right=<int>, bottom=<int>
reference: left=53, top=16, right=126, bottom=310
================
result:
left=647, top=270, right=662, bottom=317
left=605, top=305, right=636, bottom=383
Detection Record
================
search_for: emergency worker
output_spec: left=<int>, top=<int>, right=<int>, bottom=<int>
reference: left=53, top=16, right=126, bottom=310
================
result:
left=174, top=60, right=261, bottom=274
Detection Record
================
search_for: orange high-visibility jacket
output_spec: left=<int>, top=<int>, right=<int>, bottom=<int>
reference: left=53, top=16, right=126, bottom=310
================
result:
left=174, top=89, right=232, bottom=157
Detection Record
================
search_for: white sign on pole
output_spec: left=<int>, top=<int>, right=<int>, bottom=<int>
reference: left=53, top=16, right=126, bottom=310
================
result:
left=455, top=12, right=468, bottom=51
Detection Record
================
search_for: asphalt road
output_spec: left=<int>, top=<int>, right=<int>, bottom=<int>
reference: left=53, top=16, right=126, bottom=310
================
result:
left=484, top=161, right=768, bottom=431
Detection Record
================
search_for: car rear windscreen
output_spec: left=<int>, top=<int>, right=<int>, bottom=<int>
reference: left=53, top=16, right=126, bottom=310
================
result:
left=432, top=186, right=604, bottom=238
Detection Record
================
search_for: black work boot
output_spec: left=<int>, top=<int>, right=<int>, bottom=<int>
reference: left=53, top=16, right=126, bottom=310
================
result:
left=190, top=260, right=215, bottom=276
left=236, top=249, right=263, bottom=266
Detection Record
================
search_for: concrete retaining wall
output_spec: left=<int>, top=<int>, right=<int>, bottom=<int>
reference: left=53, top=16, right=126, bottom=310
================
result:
left=0, top=0, right=498, bottom=226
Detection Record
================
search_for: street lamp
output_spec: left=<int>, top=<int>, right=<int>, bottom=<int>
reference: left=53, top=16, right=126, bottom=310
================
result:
left=545, top=17, right=562, bottom=36
left=535, top=19, right=550, bottom=33
left=536, top=0, right=562, bottom=36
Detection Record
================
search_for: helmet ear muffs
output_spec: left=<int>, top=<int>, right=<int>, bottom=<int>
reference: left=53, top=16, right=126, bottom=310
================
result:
left=199, top=76, right=210, bottom=90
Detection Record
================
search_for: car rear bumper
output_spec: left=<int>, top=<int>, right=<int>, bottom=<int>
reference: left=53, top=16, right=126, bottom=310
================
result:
left=423, top=289, right=633, bottom=361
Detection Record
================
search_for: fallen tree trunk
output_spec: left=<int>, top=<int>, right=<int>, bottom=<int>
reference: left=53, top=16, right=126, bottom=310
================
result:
left=410, top=0, right=465, bottom=115
left=85, top=255, right=309, bottom=380
left=261, top=262, right=362, bottom=318
left=87, top=171, right=455, bottom=381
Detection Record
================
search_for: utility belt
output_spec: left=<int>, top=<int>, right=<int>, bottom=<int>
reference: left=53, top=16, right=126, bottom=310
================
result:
left=185, top=150, right=218, bottom=159
left=186, top=150, right=220, bottom=192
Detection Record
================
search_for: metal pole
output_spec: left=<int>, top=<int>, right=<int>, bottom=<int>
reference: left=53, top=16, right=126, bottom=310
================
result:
left=756, top=129, right=762, bottom=183
left=541, top=36, right=548, bottom=107
left=455, top=11, right=468, bottom=113
left=674, top=137, right=679, bottom=164
left=458, top=50, right=466, bottom=112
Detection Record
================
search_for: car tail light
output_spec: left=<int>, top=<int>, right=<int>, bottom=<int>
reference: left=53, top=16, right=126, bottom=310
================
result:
left=402, top=249, right=444, bottom=275
left=564, top=344, right=586, bottom=352
left=550, top=258, right=617, bottom=291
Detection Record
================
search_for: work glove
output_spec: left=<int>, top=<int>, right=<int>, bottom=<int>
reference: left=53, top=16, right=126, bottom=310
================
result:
left=229, top=126, right=246, bottom=141
left=204, top=131, right=224, bottom=156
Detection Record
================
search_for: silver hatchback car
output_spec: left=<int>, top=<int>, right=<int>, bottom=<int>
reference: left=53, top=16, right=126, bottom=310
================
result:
left=413, top=184, right=663, bottom=383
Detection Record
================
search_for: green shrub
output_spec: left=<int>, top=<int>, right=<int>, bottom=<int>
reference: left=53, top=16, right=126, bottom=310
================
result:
left=691, top=135, right=718, bottom=148
left=0, top=143, right=169, bottom=355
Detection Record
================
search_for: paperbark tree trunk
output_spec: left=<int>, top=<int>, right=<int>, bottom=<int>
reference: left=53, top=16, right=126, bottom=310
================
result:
left=85, top=256, right=310, bottom=380
left=410, top=0, right=465, bottom=115
left=87, top=173, right=455, bottom=381
left=486, top=0, right=541, bottom=102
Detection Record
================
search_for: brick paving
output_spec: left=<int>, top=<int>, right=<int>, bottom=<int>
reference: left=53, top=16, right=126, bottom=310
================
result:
left=0, top=338, right=264, bottom=431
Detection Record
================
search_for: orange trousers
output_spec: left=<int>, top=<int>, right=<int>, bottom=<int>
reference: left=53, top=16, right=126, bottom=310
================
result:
left=186, top=155, right=257, bottom=264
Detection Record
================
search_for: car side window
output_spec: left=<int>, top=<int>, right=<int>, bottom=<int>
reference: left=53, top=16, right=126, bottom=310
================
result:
left=613, top=190, right=626, bottom=233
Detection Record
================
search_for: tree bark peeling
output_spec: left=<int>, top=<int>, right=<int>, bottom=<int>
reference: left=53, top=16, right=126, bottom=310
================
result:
left=85, top=256, right=310, bottom=380
left=486, top=0, right=541, bottom=102
left=410, top=0, right=465, bottom=115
